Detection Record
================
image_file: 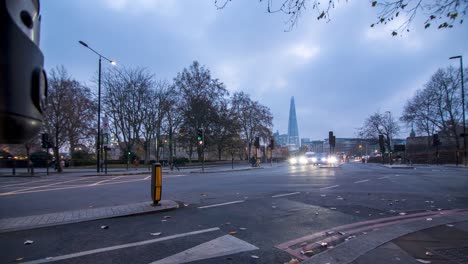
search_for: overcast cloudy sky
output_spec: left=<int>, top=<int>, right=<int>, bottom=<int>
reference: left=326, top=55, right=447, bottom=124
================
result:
left=40, top=0, right=467, bottom=140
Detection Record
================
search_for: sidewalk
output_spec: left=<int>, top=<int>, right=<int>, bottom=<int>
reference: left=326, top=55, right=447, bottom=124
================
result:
left=0, top=200, right=179, bottom=233
left=302, top=210, right=468, bottom=264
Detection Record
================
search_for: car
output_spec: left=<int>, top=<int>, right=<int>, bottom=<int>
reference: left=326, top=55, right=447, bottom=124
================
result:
left=289, top=155, right=308, bottom=165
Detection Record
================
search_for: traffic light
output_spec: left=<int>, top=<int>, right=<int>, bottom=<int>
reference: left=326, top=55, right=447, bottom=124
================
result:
left=197, top=129, right=203, bottom=145
left=379, top=134, right=385, bottom=152
left=432, top=134, right=440, bottom=146
left=127, top=151, right=131, bottom=156
left=270, top=139, right=275, bottom=150
left=41, top=133, right=49, bottom=148
left=329, top=131, right=335, bottom=148
left=254, top=136, right=260, bottom=148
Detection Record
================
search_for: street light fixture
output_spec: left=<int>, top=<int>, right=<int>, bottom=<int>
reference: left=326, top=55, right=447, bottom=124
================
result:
left=449, top=55, right=466, bottom=166
left=79, top=40, right=116, bottom=173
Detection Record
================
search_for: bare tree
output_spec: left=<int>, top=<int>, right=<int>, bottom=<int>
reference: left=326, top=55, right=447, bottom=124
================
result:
left=358, top=111, right=400, bottom=151
left=43, top=66, right=92, bottom=172
left=215, top=0, right=467, bottom=34
left=102, top=67, right=153, bottom=162
left=173, top=61, right=229, bottom=161
left=231, top=92, right=273, bottom=160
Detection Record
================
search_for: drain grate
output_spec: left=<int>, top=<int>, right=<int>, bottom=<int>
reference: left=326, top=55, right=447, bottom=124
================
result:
left=433, top=247, right=468, bottom=264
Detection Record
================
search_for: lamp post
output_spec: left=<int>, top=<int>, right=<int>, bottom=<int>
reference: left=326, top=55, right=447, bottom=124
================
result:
left=79, top=40, right=116, bottom=173
left=449, top=55, right=466, bottom=166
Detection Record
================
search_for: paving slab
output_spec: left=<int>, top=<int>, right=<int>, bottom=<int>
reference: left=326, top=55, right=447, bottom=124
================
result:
left=0, top=200, right=178, bottom=233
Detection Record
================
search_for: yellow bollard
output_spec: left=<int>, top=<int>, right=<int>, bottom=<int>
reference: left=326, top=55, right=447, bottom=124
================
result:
left=151, top=163, right=162, bottom=205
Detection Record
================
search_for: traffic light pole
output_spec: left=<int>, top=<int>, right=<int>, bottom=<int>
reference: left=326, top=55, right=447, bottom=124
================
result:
left=202, top=128, right=205, bottom=173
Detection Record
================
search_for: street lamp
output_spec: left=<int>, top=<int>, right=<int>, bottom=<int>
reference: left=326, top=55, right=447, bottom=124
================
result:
left=449, top=55, right=466, bottom=166
left=79, top=40, right=116, bottom=173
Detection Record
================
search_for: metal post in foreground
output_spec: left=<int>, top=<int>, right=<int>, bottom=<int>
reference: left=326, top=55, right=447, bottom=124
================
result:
left=450, top=55, right=466, bottom=166
left=151, top=163, right=162, bottom=206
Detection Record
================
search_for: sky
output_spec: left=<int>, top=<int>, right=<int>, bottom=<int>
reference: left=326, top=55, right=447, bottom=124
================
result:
left=40, top=0, right=468, bottom=140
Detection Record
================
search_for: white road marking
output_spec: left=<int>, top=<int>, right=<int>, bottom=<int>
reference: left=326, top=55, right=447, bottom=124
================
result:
left=198, top=200, right=245, bottom=209
left=354, top=179, right=370, bottom=184
left=144, top=175, right=151, bottom=180
left=149, top=235, right=258, bottom=264
left=320, top=185, right=339, bottom=190
left=378, top=176, right=389, bottom=179
left=0, top=177, right=93, bottom=195
left=89, top=176, right=125, bottom=186
left=21, top=227, right=220, bottom=264
left=272, top=192, right=300, bottom=198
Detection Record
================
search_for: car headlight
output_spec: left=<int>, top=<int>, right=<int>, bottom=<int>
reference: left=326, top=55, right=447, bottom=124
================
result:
left=289, top=157, right=297, bottom=164
left=321, top=157, right=327, bottom=162
left=299, top=157, right=307, bottom=164
left=311, top=157, right=317, bottom=162
left=328, top=156, right=338, bottom=163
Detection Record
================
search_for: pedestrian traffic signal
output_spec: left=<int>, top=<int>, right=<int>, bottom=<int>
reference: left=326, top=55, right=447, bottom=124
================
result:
left=379, top=134, right=385, bottom=152
left=432, top=134, right=440, bottom=146
left=41, top=133, right=49, bottom=149
left=270, top=139, right=275, bottom=150
left=197, top=129, right=203, bottom=141
left=329, top=131, right=336, bottom=148
left=127, top=151, right=131, bottom=156
left=198, top=140, right=203, bottom=146
left=254, top=136, right=260, bottom=148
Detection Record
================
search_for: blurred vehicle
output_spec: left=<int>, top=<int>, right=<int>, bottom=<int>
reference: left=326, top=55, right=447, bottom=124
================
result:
left=289, top=155, right=308, bottom=165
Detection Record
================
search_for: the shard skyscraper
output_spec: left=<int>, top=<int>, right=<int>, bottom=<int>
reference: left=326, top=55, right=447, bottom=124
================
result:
left=287, top=96, right=300, bottom=150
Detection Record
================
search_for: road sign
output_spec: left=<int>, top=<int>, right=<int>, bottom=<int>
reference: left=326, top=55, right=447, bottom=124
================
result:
left=103, top=116, right=109, bottom=134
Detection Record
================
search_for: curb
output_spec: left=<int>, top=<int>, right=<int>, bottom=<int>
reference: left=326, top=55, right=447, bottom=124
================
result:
left=0, top=200, right=179, bottom=233
left=302, top=211, right=468, bottom=264
left=189, top=167, right=264, bottom=174
left=381, top=165, right=415, bottom=169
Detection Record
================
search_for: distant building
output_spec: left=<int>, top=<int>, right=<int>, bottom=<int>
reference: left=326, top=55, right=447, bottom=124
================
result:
left=301, top=138, right=310, bottom=145
left=322, top=137, right=405, bottom=156
left=287, top=96, right=300, bottom=150
left=273, top=130, right=288, bottom=147
left=301, top=140, right=324, bottom=153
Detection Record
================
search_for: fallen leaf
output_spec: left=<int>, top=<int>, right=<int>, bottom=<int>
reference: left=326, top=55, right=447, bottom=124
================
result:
left=320, top=194, right=326, bottom=197
left=425, top=251, right=434, bottom=256
left=284, top=258, right=299, bottom=264
left=24, top=240, right=34, bottom=245
left=251, top=255, right=259, bottom=259
left=300, top=250, right=314, bottom=255
left=355, top=211, right=360, bottom=214
left=426, top=218, right=433, bottom=221
left=319, top=242, right=328, bottom=247
left=161, top=219, right=167, bottom=222
left=326, top=231, right=335, bottom=235
left=100, top=225, right=109, bottom=229
left=15, top=257, right=24, bottom=261
left=399, top=212, right=407, bottom=216
left=229, top=231, right=238, bottom=235
left=300, top=242, right=308, bottom=246
left=338, top=231, right=346, bottom=235
left=446, top=224, right=454, bottom=227
left=330, top=207, right=336, bottom=210
left=183, top=203, right=189, bottom=207
left=272, top=206, right=277, bottom=209
left=239, top=227, right=247, bottom=230
left=45, top=257, right=54, bottom=260
left=225, top=222, right=231, bottom=225
left=163, top=216, right=172, bottom=219
left=150, top=232, right=162, bottom=236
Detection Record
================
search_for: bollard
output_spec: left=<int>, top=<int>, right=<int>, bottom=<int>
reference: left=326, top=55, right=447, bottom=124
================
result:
left=151, top=163, right=162, bottom=205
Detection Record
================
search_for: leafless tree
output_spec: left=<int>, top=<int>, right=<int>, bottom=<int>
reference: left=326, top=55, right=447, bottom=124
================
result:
left=215, top=0, right=467, bottom=34
left=102, top=67, right=153, bottom=162
left=402, top=67, right=466, bottom=149
left=358, top=111, right=400, bottom=151
left=43, top=66, right=95, bottom=172
left=231, top=92, right=273, bottom=160
left=173, top=61, right=229, bottom=161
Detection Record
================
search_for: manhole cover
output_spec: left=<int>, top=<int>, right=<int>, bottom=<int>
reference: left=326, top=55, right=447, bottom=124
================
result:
left=433, top=247, right=468, bottom=264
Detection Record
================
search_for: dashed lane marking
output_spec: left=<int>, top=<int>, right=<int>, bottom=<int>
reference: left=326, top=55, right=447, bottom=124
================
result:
left=272, top=192, right=300, bottom=198
left=198, top=200, right=245, bottom=209
left=378, top=176, right=389, bottom=179
left=354, top=179, right=370, bottom=183
left=319, top=185, right=339, bottom=190
left=21, top=227, right=220, bottom=264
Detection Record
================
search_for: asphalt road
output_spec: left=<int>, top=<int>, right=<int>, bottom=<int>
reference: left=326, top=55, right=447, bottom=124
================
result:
left=1, top=162, right=467, bottom=263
